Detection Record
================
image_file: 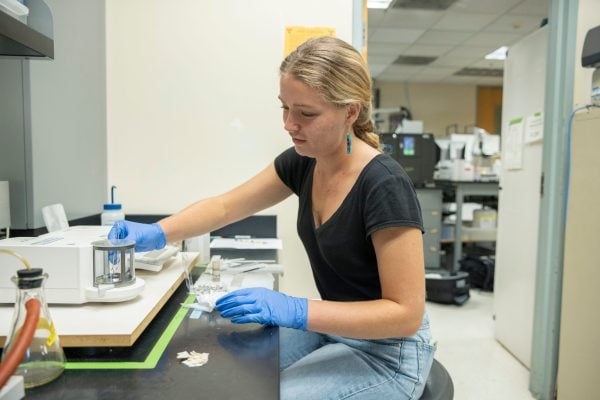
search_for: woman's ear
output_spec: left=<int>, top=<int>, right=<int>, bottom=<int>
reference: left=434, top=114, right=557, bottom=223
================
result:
left=346, top=103, right=361, bottom=125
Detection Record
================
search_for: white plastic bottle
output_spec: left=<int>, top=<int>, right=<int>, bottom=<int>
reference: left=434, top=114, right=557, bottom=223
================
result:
left=101, top=185, right=125, bottom=226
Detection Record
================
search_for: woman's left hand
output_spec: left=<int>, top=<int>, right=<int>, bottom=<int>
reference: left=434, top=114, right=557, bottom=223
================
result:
left=216, top=288, right=308, bottom=330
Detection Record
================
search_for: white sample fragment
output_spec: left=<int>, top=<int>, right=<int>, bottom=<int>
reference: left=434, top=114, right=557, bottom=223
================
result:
left=178, top=350, right=209, bottom=367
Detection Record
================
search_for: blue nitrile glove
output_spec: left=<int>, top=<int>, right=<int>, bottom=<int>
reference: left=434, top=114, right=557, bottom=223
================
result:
left=215, top=288, right=308, bottom=330
left=108, top=220, right=166, bottom=252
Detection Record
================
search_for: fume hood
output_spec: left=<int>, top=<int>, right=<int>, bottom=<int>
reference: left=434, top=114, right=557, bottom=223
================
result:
left=0, top=0, right=53, bottom=59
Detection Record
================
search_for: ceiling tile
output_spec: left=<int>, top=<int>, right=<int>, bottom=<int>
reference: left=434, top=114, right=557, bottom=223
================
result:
left=432, top=11, right=499, bottom=31
left=376, top=64, right=423, bottom=82
left=442, top=75, right=483, bottom=84
left=509, top=0, right=549, bottom=16
left=442, top=75, right=503, bottom=85
left=368, top=9, right=386, bottom=27
left=369, top=64, right=390, bottom=77
left=417, top=66, right=462, bottom=77
left=444, top=45, right=494, bottom=59
left=377, top=8, right=444, bottom=29
left=484, top=14, right=546, bottom=34
left=382, top=64, right=425, bottom=75
left=407, top=75, right=443, bottom=83
left=403, top=44, right=454, bottom=57
left=415, top=30, right=474, bottom=45
left=430, top=54, right=479, bottom=67
left=470, top=58, right=505, bottom=69
left=449, top=0, right=522, bottom=14
left=462, top=31, right=522, bottom=47
left=367, top=42, right=409, bottom=55
left=369, top=27, right=426, bottom=44
left=368, top=53, right=400, bottom=65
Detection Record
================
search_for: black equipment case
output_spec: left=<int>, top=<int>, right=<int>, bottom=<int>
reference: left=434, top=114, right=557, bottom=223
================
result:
left=425, top=271, right=470, bottom=305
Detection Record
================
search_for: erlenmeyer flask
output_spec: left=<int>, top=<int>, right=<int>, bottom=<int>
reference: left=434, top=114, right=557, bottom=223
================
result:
left=2, top=268, right=65, bottom=388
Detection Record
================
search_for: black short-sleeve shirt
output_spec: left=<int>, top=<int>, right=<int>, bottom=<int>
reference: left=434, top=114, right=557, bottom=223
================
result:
left=274, top=147, right=423, bottom=301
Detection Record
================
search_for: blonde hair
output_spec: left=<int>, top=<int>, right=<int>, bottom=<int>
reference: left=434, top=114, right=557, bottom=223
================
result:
left=280, top=36, right=379, bottom=150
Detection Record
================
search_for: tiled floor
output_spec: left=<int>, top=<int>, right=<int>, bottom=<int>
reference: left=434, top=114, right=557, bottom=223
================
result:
left=427, top=290, right=535, bottom=400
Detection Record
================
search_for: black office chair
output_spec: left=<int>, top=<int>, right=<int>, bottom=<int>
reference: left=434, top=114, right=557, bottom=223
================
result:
left=419, top=359, right=454, bottom=400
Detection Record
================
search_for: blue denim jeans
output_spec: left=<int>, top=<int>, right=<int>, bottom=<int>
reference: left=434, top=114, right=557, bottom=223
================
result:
left=280, top=313, right=435, bottom=400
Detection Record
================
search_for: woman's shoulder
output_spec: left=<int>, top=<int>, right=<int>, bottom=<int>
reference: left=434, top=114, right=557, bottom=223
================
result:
left=362, top=153, right=412, bottom=183
left=275, top=147, right=314, bottom=170
left=274, top=147, right=314, bottom=194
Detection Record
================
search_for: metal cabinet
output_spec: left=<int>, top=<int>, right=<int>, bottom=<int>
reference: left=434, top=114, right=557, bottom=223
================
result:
left=416, top=188, right=442, bottom=269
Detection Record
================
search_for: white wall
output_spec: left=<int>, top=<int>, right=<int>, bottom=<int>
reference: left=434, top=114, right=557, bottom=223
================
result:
left=105, top=0, right=354, bottom=298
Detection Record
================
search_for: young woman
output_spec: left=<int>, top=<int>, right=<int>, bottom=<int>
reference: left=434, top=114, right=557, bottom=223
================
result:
left=110, top=36, right=434, bottom=399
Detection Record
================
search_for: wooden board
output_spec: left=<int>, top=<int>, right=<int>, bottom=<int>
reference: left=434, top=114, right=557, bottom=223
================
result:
left=0, top=252, right=199, bottom=347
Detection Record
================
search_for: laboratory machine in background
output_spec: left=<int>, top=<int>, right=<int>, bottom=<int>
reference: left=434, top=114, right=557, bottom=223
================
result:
left=379, top=132, right=440, bottom=187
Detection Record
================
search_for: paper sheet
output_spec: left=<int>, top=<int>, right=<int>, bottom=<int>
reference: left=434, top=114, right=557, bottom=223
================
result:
left=505, top=117, right=525, bottom=170
left=524, top=112, right=544, bottom=143
left=283, top=26, right=336, bottom=56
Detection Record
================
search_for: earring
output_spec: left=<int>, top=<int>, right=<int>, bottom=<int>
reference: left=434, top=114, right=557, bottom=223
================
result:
left=346, top=132, right=352, bottom=154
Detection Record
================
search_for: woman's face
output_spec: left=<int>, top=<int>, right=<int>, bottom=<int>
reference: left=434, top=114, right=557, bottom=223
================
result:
left=279, top=73, right=349, bottom=158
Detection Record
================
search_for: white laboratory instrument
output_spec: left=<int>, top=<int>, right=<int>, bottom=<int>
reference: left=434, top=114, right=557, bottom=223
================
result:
left=0, top=226, right=145, bottom=304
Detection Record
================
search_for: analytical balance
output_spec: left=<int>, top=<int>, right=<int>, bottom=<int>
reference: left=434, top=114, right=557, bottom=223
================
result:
left=0, top=226, right=145, bottom=304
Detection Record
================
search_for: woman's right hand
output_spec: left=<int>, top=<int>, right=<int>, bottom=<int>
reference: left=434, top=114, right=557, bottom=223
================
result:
left=108, top=220, right=167, bottom=252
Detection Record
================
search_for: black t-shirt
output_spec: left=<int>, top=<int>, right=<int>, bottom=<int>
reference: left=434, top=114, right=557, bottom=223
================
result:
left=274, top=147, right=423, bottom=302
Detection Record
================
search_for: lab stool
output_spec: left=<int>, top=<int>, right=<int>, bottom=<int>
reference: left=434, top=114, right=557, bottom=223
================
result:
left=419, top=359, right=454, bottom=400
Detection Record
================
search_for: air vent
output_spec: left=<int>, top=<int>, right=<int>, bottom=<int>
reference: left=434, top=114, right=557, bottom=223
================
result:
left=454, top=67, right=503, bottom=77
left=391, top=0, right=458, bottom=10
left=394, top=55, right=437, bottom=65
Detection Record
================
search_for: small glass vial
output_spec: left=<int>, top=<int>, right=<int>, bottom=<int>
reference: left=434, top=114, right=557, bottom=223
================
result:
left=2, top=268, right=65, bottom=388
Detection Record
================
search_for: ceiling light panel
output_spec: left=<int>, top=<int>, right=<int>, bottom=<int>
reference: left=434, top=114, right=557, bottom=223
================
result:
left=367, top=0, right=394, bottom=9
left=393, top=55, right=437, bottom=65
left=391, top=0, right=458, bottom=11
left=484, top=46, right=508, bottom=60
left=454, top=67, right=503, bottom=77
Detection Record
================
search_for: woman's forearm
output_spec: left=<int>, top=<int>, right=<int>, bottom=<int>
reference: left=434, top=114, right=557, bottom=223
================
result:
left=306, top=296, right=425, bottom=339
